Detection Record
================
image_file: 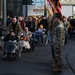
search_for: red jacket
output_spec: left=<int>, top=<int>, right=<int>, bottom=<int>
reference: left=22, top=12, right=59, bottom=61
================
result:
left=19, top=20, right=25, bottom=30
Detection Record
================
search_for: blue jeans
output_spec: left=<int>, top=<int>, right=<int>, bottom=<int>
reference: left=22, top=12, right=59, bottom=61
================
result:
left=3, top=41, right=17, bottom=54
left=34, top=31, right=44, bottom=43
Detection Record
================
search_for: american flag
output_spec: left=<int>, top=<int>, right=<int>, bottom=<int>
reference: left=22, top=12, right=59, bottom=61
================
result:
left=47, top=0, right=62, bottom=15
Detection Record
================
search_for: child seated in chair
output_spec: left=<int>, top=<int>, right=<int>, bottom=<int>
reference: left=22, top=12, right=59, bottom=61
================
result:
left=34, top=24, right=46, bottom=44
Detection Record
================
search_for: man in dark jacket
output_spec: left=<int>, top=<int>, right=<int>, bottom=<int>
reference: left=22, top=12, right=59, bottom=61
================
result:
left=3, top=30, right=19, bottom=42
left=3, top=30, right=19, bottom=57
left=6, top=16, right=12, bottom=27
left=26, top=17, right=35, bottom=32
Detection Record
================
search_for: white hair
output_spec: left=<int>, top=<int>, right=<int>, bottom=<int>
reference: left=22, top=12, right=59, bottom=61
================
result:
left=25, top=27, right=28, bottom=30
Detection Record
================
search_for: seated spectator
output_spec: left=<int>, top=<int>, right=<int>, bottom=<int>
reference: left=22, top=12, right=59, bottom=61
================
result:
left=3, top=30, right=19, bottom=55
left=34, top=24, right=46, bottom=44
left=38, top=24, right=46, bottom=33
left=3, top=30, right=19, bottom=42
left=22, top=27, right=32, bottom=41
left=19, top=27, right=32, bottom=50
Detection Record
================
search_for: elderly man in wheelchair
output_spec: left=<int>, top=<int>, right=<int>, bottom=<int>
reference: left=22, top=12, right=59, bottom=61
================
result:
left=2, top=30, right=21, bottom=59
left=19, top=27, right=35, bottom=52
left=34, top=24, right=48, bottom=46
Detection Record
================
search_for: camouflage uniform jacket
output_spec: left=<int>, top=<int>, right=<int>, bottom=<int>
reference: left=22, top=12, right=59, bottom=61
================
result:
left=63, top=20, right=70, bottom=34
left=52, top=21, right=65, bottom=47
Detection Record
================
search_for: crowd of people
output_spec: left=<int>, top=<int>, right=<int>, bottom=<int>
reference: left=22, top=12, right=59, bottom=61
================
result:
left=0, top=13, right=75, bottom=72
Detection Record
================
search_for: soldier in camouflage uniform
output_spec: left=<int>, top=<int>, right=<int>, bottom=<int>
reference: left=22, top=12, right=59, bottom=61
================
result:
left=50, top=13, right=65, bottom=72
left=62, top=16, right=70, bottom=44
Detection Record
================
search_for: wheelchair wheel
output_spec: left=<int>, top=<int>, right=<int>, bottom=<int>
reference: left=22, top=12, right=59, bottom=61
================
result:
left=15, top=49, right=21, bottom=59
left=30, top=38, right=35, bottom=51
left=43, top=35, right=48, bottom=45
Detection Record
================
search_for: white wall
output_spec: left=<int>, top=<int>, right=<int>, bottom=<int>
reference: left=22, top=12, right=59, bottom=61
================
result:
left=22, top=5, right=73, bottom=18
left=28, top=5, right=35, bottom=16
left=22, top=5, right=44, bottom=16
left=62, top=5, right=73, bottom=18
left=22, top=5, right=26, bottom=16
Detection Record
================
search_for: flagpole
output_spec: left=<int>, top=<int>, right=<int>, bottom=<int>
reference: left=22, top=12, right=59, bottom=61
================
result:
left=3, top=0, right=7, bottom=27
left=44, top=0, right=47, bottom=17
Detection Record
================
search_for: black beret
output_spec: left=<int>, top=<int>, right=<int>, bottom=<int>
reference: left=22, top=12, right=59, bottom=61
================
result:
left=53, top=13, right=62, bottom=19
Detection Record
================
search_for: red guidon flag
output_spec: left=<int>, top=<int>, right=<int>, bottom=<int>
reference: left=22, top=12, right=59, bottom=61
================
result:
left=47, top=0, right=62, bottom=15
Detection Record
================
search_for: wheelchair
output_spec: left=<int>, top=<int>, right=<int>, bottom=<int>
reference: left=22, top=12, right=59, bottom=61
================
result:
left=2, top=41, right=21, bottom=60
left=33, top=30, right=48, bottom=46
left=19, top=33, right=35, bottom=52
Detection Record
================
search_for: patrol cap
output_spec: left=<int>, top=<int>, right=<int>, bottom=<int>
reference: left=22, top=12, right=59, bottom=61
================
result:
left=53, top=13, right=62, bottom=20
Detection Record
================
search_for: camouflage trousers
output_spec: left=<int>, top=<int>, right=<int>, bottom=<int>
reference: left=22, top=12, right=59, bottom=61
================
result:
left=51, top=45, right=62, bottom=68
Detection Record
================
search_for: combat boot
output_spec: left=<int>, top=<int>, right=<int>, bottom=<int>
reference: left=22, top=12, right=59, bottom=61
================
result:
left=52, top=64, right=62, bottom=72
left=51, top=58, right=55, bottom=66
